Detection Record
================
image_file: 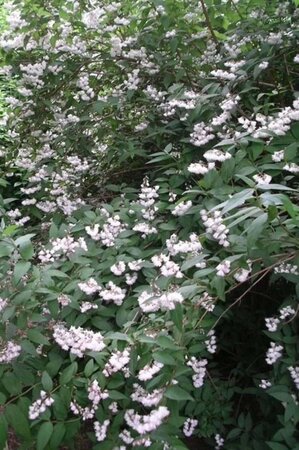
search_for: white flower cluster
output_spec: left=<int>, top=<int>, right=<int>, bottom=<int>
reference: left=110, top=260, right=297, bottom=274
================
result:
left=120, top=429, right=152, bottom=447
left=111, top=261, right=126, bottom=276
left=0, top=340, right=22, bottom=363
left=78, top=278, right=101, bottom=295
left=38, top=236, right=87, bottom=263
left=137, top=361, right=164, bottom=381
left=172, top=200, right=192, bottom=216
left=279, top=305, right=295, bottom=320
left=188, top=161, right=215, bottom=175
left=215, top=434, right=225, bottom=449
left=272, top=150, right=284, bottom=162
left=166, top=233, right=202, bottom=256
left=190, top=122, right=214, bottom=147
left=265, top=304, right=295, bottom=332
left=100, top=281, right=126, bottom=306
left=265, top=342, right=283, bottom=365
left=253, top=173, right=272, bottom=185
left=216, top=260, right=231, bottom=277
left=200, top=209, right=229, bottom=247
left=205, top=330, right=217, bottom=354
left=203, top=149, right=231, bottom=162
left=265, top=317, right=280, bottom=332
left=211, top=69, right=236, bottom=80
left=283, top=162, right=299, bottom=174
left=187, top=357, right=208, bottom=388
left=133, top=222, right=157, bottom=238
left=151, top=254, right=183, bottom=278
left=76, top=74, right=95, bottom=101
left=70, top=401, right=95, bottom=421
left=288, top=366, right=299, bottom=390
left=183, top=418, right=198, bottom=437
left=124, top=406, right=170, bottom=435
left=131, top=384, right=164, bottom=407
left=233, top=265, right=251, bottom=283
left=259, top=379, right=272, bottom=389
left=88, top=380, right=109, bottom=407
left=197, top=292, right=215, bottom=312
left=53, top=324, right=105, bottom=358
left=80, top=302, right=98, bottom=313
left=85, top=224, right=100, bottom=240
left=99, top=215, right=126, bottom=247
left=94, top=420, right=110, bottom=442
left=138, top=289, right=184, bottom=313
left=57, top=294, right=71, bottom=307
left=28, top=390, right=54, bottom=420
left=274, top=263, right=299, bottom=275
left=138, top=177, right=159, bottom=220
left=103, top=348, right=130, bottom=377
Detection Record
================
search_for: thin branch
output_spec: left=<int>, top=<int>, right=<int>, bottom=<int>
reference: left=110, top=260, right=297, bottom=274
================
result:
left=199, top=0, right=218, bottom=44
left=211, top=268, right=271, bottom=332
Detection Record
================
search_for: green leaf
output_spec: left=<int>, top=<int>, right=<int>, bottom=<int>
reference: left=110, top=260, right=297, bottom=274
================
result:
left=266, top=442, right=289, bottom=450
left=157, top=335, right=179, bottom=350
left=49, top=423, right=66, bottom=449
left=246, top=213, right=268, bottom=248
left=41, top=371, right=53, bottom=391
left=170, top=304, right=183, bottom=332
left=84, top=359, right=95, bottom=377
left=37, top=422, right=53, bottom=450
left=0, top=415, right=8, bottom=450
left=165, top=386, right=194, bottom=401
left=153, top=351, right=176, bottom=365
left=59, top=362, right=78, bottom=385
left=13, top=261, right=31, bottom=285
left=268, top=392, right=293, bottom=403
left=27, top=329, right=50, bottom=345
left=108, top=390, right=128, bottom=400
left=214, top=189, right=254, bottom=214
left=19, top=242, right=34, bottom=260
left=5, top=404, right=31, bottom=440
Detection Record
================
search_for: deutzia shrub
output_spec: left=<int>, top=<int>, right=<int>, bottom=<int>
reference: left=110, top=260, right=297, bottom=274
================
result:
left=0, top=0, right=298, bottom=449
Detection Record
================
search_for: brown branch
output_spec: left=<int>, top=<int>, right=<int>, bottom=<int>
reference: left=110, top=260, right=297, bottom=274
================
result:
left=199, top=0, right=218, bottom=44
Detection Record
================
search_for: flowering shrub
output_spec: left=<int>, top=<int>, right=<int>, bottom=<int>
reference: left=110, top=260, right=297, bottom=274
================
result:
left=0, top=0, right=298, bottom=449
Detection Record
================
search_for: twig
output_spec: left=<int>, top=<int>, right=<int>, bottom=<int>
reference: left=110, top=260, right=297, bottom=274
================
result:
left=199, top=0, right=218, bottom=44
left=211, top=268, right=271, bottom=332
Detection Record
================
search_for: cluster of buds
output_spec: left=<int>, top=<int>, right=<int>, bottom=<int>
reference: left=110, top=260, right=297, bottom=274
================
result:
left=28, top=390, right=54, bottom=420
left=200, top=210, right=229, bottom=247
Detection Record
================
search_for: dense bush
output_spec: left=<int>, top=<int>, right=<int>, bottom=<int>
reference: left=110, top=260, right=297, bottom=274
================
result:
left=0, top=0, right=298, bottom=449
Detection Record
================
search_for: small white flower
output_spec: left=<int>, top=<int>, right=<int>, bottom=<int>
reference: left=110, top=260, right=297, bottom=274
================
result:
left=111, top=261, right=126, bottom=276
left=253, top=173, right=272, bottom=184
left=183, top=418, right=198, bottom=437
left=272, top=150, right=284, bottom=162
left=188, top=161, right=215, bottom=175
left=265, top=317, right=280, bottom=332
left=203, top=149, right=231, bottom=162
left=258, top=61, right=269, bottom=70
left=265, top=342, right=283, bottom=365
left=216, top=260, right=231, bottom=277
left=172, top=200, right=192, bottom=216
left=259, top=379, right=272, bottom=389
